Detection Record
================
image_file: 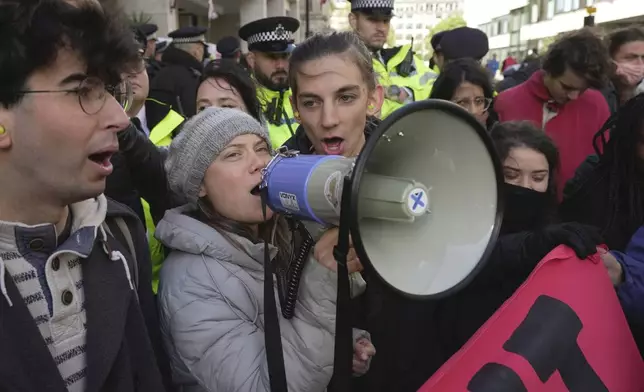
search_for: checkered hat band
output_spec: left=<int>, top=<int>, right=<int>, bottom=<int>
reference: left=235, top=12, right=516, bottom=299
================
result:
left=173, top=36, right=205, bottom=44
left=352, top=0, right=394, bottom=9
left=247, top=31, right=294, bottom=45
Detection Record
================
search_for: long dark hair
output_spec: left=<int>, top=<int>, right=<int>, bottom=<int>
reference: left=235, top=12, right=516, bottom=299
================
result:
left=592, top=94, right=644, bottom=238
left=200, top=59, right=263, bottom=123
left=193, top=196, right=292, bottom=265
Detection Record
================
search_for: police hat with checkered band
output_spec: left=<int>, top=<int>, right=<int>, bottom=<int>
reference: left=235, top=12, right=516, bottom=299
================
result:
left=239, top=17, right=300, bottom=53
left=350, top=0, right=394, bottom=18
left=168, top=26, right=208, bottom=44
left=138, top=23, right=159, bottom=41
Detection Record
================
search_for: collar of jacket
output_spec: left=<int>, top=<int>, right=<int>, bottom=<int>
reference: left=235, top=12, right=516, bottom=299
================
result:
left=0, top=197, right=144, bottom=392
left=0, top=195, right=108, bottom=257
left=154, top=204, right=279, bottom=272
left=283, top=116, right=381, bottom=154
left=525, top=70, right=554, bottom=104
left=161, top=46, right=204, bottom=72
left=256, top=82, right=289, bottom=102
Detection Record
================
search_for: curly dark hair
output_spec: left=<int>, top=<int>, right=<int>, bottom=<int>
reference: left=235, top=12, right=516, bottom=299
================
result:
left=0, top=0, right=139, bottom=108
left=200, top=59, right=263, bottom=123
left=542, top=27, right=610, bottom=90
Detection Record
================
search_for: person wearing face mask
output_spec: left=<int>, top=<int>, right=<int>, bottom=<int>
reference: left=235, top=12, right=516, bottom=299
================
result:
left=437, top=121, right=610, bottom=364
left=602, top=27, right=644, bottom=114
left=494, top=28, right=611, bottom=199
left=146, top=26, right=208, bottom=129
left=429, top=58, right=497, bottom=129
left=156, top=107, right=375, bottom=392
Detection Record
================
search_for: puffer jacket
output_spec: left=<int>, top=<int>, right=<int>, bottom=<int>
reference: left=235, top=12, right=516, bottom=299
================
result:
left=156, top=206, right=338, bottom=392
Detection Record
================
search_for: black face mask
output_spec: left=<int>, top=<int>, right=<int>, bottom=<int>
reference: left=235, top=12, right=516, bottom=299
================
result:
left=501, top=183, right=551, bottom=234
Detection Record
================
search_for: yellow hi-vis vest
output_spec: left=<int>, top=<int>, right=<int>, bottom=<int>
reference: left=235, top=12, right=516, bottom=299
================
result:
left=373, top=45, right=437, bottom=119
left=257, top=85, right=298, bottom=149
left=140, top=108, right=184, bottom=294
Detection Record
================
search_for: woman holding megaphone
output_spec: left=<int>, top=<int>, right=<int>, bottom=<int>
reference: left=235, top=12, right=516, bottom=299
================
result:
left=154, top=106, right=373, bottom=392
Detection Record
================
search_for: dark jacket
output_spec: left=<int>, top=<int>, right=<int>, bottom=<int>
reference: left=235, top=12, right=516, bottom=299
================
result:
left=113, top=121, right=183, bottom=224
left=105, top=121, right=174, bottom=224
left=0, top=198, right=166, bottom=392
left=147, top=46, right=203, bottom=129
left=495, top=58, right=540, bottom=93
left=561, top=158, right=644, bottom=354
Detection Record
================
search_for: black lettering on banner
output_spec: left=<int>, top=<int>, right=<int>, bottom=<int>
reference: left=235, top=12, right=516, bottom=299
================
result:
left=468, top=363, right=528, bottom=391
left=468, top=295, right=608, bottom=391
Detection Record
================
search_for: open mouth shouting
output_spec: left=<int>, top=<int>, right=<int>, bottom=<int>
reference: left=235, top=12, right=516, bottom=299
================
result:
left=322, top=137, right=345, bottom=155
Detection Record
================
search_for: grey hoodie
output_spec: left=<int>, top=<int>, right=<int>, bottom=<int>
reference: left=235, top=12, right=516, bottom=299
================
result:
left=156, top=205, right=340, bottom=392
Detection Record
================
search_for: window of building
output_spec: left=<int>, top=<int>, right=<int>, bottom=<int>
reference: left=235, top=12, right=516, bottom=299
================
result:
left=416, top=23, right=423, bottom=29
left=547, top=0, right=555, bottom=19
left=397, top=23, right=403, bottom=29
left=556, top=0, right=564, bottom=12
left=501, top=19, right=509, bottom=34
left=406, top=34, right=413, bottom=40
left=572, top=0, right=580, bottom=9
left=396, top=34, right=403, bottom=40
left=406, top=23, right=413, bottom=29
left=416, top=34, right=423, bottom=40
left=531, top=3, right=539, bottom=23
left=563, top=0, right=572, bottom=12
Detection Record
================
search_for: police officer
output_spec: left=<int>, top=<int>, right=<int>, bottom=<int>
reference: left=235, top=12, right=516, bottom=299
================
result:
left=137, top=23, right=158, bottom=58
left=217, top=35, right=242, bottom=63
left=349, top=0, right=435, bottom=118
left=239, top=17, right=299, bottom=148
left=439, top=27, right=490, bottom=65
left=430, top=31, right=446, bottom=73
left=146, top=26, right=207, bottom=128
left=137, top=23, right=166, bottom=81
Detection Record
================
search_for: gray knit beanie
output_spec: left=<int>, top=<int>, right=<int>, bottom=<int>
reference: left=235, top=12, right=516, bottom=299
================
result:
left=165, top=107, right=271, bottom=204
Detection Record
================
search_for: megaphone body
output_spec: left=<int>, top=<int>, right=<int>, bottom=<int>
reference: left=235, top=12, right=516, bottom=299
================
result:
left=263, top=154, right=431, bottom=226
left=259, top=100, right=503, bottom=299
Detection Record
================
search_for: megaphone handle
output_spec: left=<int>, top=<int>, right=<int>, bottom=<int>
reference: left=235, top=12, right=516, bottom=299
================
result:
left=328, top=176, right=354, bottom=392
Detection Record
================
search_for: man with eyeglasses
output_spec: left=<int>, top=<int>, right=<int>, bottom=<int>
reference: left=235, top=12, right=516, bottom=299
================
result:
left=0, top=1, right=166, bottom=391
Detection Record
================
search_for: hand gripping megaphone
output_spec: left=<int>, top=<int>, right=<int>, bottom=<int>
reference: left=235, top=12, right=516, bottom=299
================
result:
left=258, top=99, right=504, bottom=298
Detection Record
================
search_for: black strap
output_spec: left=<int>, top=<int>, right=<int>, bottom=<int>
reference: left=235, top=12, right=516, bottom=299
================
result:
left=328, top=176, right=354, bottom=392
left=261, top=189, right=288, bottom=391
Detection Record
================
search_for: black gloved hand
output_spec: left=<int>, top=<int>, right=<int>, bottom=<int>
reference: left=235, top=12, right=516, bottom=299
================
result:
left=117, top=121, right=138, bottom=152
left=540, top=222, right=604, bottom=259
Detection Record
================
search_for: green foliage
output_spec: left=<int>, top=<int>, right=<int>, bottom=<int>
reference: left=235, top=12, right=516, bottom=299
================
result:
left=424, top=12, right=467, bottom=56
left=130, top=11, right=152, bottom=25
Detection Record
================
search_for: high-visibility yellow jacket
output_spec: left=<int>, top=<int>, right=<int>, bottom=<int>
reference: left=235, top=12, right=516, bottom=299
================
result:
left=373, top=45, right=437, bottom=118
left=257, top=85, right=298, bottom=149
left=140, top=107, right=184, bottom=294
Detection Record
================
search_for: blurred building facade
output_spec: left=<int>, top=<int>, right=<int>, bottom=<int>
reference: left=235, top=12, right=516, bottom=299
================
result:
left=476, top=0, right=644, bottom=62
left=107, top=0, right=331, bottom=47
left=392, top=0, right=464, bottom=54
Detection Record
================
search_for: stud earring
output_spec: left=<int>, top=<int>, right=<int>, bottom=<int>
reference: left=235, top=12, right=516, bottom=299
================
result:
left=368, top=104, right=375, bottom=111
left=0, top=126, right=5, bottom=135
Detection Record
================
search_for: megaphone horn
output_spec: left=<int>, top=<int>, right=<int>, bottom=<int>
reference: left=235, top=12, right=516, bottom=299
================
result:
left=260, top=99, right=504, bottom=299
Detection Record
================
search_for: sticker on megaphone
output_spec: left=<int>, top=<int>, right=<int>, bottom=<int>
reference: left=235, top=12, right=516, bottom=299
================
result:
left=256, top=149, right=431, bottom=226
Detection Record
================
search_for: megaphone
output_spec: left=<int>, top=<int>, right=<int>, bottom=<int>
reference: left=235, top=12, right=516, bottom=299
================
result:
left=258, top=99, right=503, bottom=298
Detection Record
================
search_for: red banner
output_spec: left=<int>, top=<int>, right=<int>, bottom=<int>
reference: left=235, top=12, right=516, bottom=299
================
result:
left=418, top=245, right=644, bottom=392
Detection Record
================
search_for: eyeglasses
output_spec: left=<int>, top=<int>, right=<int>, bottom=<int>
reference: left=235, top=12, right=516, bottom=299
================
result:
left=452, top=97, right=493, bottom=113
left=17, top=77, right=133, bottom=115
